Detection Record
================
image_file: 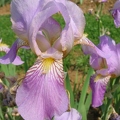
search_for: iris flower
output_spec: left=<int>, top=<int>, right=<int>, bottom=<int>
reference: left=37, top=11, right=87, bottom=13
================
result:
left=111, top=0, right=120, bottom=28
left=0, top=0, right=109, bottom=119
left=0, top=39, right=23, bottom=65
left=82, top=35, right=120, bottom=107
left=0, top=0, right=86, bottom=119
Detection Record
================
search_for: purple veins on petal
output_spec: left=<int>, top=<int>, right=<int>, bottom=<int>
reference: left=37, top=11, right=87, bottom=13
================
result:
left=16, top=57, right=68, bottom=120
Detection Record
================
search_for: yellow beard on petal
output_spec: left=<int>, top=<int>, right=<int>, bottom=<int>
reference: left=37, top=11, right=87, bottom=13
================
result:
left=42, top=58, right=54, bottom=73
left=94, top=74, right=111, bottom=82
left=94, top=74, right=102, bottom=82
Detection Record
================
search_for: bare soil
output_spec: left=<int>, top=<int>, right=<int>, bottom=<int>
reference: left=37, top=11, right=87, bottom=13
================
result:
left=0, top=4, right=10, bottom=15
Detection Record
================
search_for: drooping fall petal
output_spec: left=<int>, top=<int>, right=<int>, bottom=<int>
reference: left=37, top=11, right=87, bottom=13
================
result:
left=16, top=57, right=68, bottom=120
left=90, top=74, right=111, bottom=107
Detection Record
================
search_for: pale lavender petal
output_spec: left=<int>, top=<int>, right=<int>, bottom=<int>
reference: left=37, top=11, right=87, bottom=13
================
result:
left=98, top=35, right=116, bottom=52
left=16, top=58, right=68, bottom=120
left=53, top=24, right=74, bottom=57
left=29, top=2, right=59, bottom=55
left=36, top=32, right=51, bottom=52
left=54, top=108, right=82, bottom=120
left=112, top=9, right=120, bottom=28
left=12, top=56, right=24, bottom=65
left=41, top=48, right=63, bottom=60
left=100, top=0, right=107, bottom=2
left=111, top=0, right=120, bottom=28
left=0, top=39, right=27, bottom=65
left=11, top=0, right=43, bottom=25
left=66, top=1, right=85, bottom=39
left=41, top=17, right=62, bottom=44
left=99, top=35, right=119, bottom=75
left=96, top=69, right=109, bottom=76
left=10, top=0, right=49, bottom=45
left=90, top=54, right=103, bottom=70
left=90, top=75, right=111, bottom=107
left=81, top=37, right=109, bottom=58
left=43, top=0, right=70, bottom=27
left=53, top=0, right=70, bottom=25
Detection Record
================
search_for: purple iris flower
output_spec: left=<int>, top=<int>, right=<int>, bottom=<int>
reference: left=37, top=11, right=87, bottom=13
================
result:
left=0, top=0, right=87, bottom=120
left=111, top=0, right=120, bottom=28
left=54, top=108, right=82, bottom=120
left=82, top=35, right=120, bottom=107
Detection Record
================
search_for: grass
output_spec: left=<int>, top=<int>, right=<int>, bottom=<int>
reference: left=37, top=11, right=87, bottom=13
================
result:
left=0, top=0, right=11, bottom=7
left=0, top=15, right=16, bottom=46
left=85, top=14, right=120, bottom=44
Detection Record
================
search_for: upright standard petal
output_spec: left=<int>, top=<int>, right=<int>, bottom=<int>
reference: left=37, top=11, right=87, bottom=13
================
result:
left=90, top=75, right=111, bottom=107
left=10, top=0, right=44, bottom=40
left=66, top=1, right=85, bottom=39
left=28, top=2, right=59, bottom=55
left=41, top=17, right=62, bottom=45
left=53, top=23, right=74, bottom=57
left=16, top=57, right=68, bottom=120
left=54, top=108, right=82, bottom=120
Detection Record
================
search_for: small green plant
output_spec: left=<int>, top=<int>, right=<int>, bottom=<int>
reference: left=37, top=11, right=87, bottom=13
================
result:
left=0, top=0, right=11, bottom=7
